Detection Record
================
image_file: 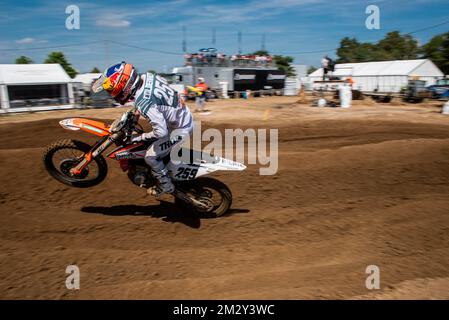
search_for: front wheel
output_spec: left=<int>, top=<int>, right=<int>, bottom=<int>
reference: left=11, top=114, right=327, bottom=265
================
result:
left=175, top=177, right=232, bottom=218
left=43, top=139, right=108, bottom=188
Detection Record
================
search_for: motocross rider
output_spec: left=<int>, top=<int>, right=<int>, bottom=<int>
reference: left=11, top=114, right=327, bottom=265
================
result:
left=92, top=62, right=193, bottom=197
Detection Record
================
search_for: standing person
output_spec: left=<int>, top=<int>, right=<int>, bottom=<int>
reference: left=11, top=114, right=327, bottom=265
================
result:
left=92, top=62, right=193, bottom=197
left=328, top=56, right=335, bottom=79
left=195, top=77, right=208, bottom=113
left=321, top=55, right=331, bottom=81
left=347, top=76, right=354, bottom=88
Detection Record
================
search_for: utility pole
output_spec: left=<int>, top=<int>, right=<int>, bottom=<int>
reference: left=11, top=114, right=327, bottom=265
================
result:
left=238, top=31, right=242, bottom=54
left=261, top=33, right=266, bottom=51
left=212, top=28, right=216, bottom=47
left=182, top=25, right=187, bottom=53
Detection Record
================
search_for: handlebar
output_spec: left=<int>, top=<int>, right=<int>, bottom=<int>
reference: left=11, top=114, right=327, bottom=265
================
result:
left=109, top=107, right=143, bottom=140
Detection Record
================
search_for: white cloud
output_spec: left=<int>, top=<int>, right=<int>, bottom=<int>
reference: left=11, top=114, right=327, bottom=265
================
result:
left=14, top=38, right=49, bottom=45
left=96, top=18, right=131, bottom=28
left=177, top=0, right=325, bottom=25
left=15, top=37, right=35, bottom=44
left=91, top=0, right=188, bottom=28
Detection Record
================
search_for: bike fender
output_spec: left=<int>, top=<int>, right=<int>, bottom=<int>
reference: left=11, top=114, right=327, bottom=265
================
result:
left=207, top=156, right=246, bottom=171
left=167, top=162, right=211, bottom=181
left=59, top=118, right=110, bottom=137
left=167, top=157, right=246, bottom=181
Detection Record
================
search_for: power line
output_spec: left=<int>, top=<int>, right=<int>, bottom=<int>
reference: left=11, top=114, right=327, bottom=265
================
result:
left=0, top=41, right=102, bottom=51
left=109, top=40, right=184, bottom=56
left=0, top=19, right=447, bottom=57
left=273, top=47, right=337, bottom=55
left=273, top=19, right=449, bottom=55
left=0, top=39, right=184, bottom=56
left=405, top=19, right=449, bottom=36
left=261, top=33, right=266, bottom=51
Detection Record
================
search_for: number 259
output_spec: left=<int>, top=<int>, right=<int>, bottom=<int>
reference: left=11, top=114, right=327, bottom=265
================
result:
left=175, top=167, right=198, bottom=180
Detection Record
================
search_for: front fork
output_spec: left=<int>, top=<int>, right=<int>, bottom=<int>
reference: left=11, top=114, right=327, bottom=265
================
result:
left=70, top=133, right=122, bottom=175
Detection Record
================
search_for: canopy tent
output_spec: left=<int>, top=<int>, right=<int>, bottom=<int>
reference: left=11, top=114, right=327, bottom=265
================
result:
left=0, top=64, right=75, bottom=112
left=73, top=73, right=101, bottom=92
left=309, top=59, right=444, bottom=92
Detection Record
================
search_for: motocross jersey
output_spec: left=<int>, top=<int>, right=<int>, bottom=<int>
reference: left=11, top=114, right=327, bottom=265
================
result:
left=134, top=73, right=193, bottom=140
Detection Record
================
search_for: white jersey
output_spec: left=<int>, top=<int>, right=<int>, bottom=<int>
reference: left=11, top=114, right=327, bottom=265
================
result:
left=134, top=73, right=193, bottom=139
left=321, top=58, right=329, bottom=68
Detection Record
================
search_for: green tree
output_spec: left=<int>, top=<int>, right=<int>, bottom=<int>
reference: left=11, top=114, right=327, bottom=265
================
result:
left=336, top=31, right=419, bottom=63
left=336, top=37, right=361, bottom=63
left=90, top=67, right=101, bottom=73
left=249, top=50, right=296, bottom=76
left=44, top=51, right=77, bottom=78
left=15, top=56, right=33, bottom=64
left=307, top=66, right=317, bottom=74
left=378, top=31, right=419, bottom=60
left=251, top=50, right=269, bottom=56
left=273, top=55, right=296, bottom=76
left=421, top=32, right=449, bottom=74
left=336, top=38, right=381, bottom=62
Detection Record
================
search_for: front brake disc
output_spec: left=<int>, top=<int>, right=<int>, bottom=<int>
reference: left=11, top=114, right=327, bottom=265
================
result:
left=60, top=159, right=88, bottom=179
left=195, top=197, right=215, bottom=213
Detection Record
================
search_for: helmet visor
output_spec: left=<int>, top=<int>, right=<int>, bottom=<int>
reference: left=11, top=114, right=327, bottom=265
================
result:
left=91, top=71, right=108, bottom=93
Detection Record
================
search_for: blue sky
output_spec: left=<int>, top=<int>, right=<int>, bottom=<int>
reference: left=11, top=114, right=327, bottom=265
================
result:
left=0, top=0, right=448, bottom=73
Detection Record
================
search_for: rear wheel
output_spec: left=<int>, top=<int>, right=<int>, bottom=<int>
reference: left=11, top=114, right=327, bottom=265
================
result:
left=43, top=139, right=108, bottom=188
left=175, top=177, right=232, bottom=218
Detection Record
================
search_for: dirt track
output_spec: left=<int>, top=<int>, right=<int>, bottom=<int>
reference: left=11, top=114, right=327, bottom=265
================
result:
left=1, top=96, right=449, bottom=299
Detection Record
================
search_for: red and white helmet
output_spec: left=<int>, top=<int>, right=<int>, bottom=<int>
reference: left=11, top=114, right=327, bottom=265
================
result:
left=92, top=61, right=141, bottom=105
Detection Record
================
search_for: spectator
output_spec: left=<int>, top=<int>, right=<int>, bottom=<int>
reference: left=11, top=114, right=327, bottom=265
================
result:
left=321, top=55, right=331, bottom=81
left=195, top=77, right=208, bottom=112
left=347, top=76, right=354, bottom=88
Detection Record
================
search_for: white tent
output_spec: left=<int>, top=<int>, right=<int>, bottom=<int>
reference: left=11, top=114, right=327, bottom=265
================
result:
left=309, top=59, right=444, bottom=93
left=284, top=64, right=308, bottom=95
left=292, top=64, right=308, bottom=78
left=73, top=73, right=101, bottom=92
left=0, top=64, right=75, bottom=113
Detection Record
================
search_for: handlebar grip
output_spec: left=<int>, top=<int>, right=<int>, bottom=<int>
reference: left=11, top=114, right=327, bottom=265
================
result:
left=110, top=131, right=125, bottom=142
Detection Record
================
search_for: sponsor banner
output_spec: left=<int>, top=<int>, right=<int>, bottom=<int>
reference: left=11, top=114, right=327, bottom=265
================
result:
left=233, top=69, right=257, bottom=91
left=233, top=69, right=286, bottom=91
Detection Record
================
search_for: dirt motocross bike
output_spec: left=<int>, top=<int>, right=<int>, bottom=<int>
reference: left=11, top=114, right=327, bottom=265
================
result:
left=43, top=108, right=246, bottom=217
